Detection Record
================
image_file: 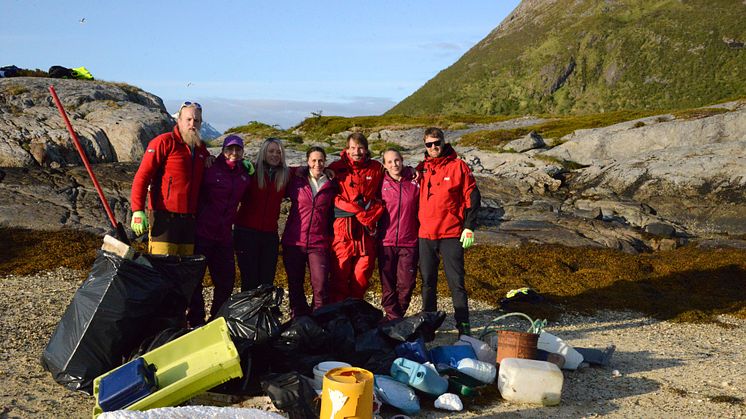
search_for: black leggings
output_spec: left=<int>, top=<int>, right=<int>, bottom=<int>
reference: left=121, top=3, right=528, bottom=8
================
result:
left=234, top=227, right=280, bottom=291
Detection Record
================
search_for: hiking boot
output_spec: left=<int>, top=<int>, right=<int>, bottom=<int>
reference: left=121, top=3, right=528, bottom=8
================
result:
left=457, top=322, right=471, bottom=337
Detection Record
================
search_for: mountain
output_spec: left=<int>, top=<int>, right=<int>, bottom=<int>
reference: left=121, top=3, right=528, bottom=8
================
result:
left=388, top=0, right=746, bottom=116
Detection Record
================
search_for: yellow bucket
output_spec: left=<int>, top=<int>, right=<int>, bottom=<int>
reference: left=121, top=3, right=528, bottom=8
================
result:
left=320, top=367, right=374, bottom=419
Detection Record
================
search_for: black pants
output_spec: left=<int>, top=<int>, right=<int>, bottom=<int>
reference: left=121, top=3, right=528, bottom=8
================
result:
left=419, top=237, right=469, bottom=325
left=234, top=227, right=279, bottom=292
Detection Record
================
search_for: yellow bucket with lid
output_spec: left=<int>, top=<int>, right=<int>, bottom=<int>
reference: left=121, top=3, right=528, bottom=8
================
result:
left=319, top=367, right=373, bottom=419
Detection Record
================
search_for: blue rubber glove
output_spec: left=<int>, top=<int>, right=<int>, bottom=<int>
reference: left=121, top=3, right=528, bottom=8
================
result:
left=460, top=228, right=475, bottom=249
left=242, top=159, right=255, bottom=175
left=131, top=210, right=148, bottom=236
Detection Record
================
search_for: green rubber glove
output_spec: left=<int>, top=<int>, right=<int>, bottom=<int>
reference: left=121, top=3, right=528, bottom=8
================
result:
left=242, top=159, right=255, bottom=175
left=131, top=210, right=148, bottom=236
left=460, top=228, right=475, bottom=249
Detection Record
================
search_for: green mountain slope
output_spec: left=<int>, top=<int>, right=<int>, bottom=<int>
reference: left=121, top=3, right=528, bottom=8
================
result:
left=387, top=0, right=746, bottom=116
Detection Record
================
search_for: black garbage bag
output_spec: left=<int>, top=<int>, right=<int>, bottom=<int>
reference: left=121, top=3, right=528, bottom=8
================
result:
left=128, top=327, right=191, bottom=360
left=311, top=298, right=382, bottom=335
left=211, top=285, right=283, bottom=396
left=354, top=328, right=399, bottom=374
left=380, top=311, right=446, bottom=343
left=40, top=251, right=206, bottom=393
left=214, top=285, right=283, bottom=348
left=261, top=372, right=319, bottom=419
left=270, top=316, right=335, bottom=375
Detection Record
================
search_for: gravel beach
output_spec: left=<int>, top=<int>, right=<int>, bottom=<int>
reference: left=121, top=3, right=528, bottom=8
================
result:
left=1, top=267, right=744, bottom=418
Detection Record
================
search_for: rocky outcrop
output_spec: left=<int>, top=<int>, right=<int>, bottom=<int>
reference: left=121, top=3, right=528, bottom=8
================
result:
left=0, top=77, right=173, bottom=167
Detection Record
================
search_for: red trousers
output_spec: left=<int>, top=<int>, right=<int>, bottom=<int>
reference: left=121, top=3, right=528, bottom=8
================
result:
left=329, top=224, right=377, bottom=302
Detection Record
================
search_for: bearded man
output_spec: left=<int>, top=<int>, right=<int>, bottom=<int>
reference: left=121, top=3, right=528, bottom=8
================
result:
left=129, top=101, right=210, bottom=255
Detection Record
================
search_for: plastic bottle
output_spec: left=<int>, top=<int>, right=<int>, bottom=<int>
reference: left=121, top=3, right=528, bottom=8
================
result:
left=390, top=358, right=448, bottom=396
left=497, top=358, right=564, bottom=406
left=537, top=332, right=584, bottom=370
left=455, top=358, right=497, bottom=384
left=455, top=335, right=497, bottom=365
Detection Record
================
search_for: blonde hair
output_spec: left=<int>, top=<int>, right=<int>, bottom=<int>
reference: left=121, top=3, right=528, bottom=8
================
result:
left=255, top=138, right=289, bottom=192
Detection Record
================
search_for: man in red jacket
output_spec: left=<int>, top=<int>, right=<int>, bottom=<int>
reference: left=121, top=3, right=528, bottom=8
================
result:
left=417, top=127, right=481, bottom=336
left=129, top=102, right=210, bottom=255
left=328, top=133, right=384, bottom=301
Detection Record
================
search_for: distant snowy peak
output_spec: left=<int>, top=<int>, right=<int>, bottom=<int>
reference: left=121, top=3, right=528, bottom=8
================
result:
left=171, top=112, right=222, bottom=140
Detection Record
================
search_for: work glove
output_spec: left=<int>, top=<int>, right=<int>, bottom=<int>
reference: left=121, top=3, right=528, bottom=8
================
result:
left=242, top=159, right=255, bottom=175
left=460, top=228, right=475, bottom=249
left=131, top=210, right=148, bottom=236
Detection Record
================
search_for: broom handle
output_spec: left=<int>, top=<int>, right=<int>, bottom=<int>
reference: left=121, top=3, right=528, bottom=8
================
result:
left=49, top=85, right=118, bottom=229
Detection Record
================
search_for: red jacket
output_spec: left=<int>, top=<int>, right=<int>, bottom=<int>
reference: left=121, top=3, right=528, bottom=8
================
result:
left=417, top=144, right=480, bottom=240
left=328, top=150, right=384, bottom=255
left=281, top=168, right=337, bottom=248
left=195, top=155, right=251, bottom=245
left=235, top=170, right=287, bottom=233
left=130, top=126, right=210, bottom=213
left=379, top=169, right=420, bottom=247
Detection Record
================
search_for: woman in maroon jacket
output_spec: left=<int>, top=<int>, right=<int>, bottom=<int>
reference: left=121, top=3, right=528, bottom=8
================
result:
left=378, top=149, right=420, bottom=320
left=234, top=138, right=290, bottom=291
left=281, top=146, right=337, bottom=318
left=189, top=135, right=251, bottom=327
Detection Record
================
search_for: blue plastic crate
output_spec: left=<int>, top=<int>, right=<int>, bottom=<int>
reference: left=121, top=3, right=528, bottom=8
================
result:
left=98, top=358, right=157, bottom=412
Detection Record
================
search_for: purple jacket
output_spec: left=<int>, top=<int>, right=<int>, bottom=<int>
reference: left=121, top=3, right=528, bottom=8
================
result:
left=281, top=168, right=337, bottom=249
left=195, top=155, right=250, bottom=245
left=379, top=170, right=420, bottom=247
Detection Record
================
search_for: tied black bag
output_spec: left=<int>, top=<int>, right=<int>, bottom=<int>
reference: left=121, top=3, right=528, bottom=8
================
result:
left=261, top=372, right=319, bottom=419
left=211, top=285, right=283, bottom=395
left=40, top=251, right=206, bottom=393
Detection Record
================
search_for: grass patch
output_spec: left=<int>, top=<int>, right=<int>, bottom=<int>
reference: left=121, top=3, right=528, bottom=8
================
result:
left=296, top=114, right=516, bottom=142
left=460, top=128, right=532, bottom=151
left=4, top=84, right=29, bottom=95
left=226, top=121, right=302, bottom=144
left=672, top=107, right=729, bottom=120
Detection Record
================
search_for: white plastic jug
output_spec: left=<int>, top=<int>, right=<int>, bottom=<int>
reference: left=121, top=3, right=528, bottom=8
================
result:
left=497, top=358, right=563, bottom=406
left=537, top=332, right=584, bottom=370
left=456, top=358, right=496, bottom=384
left=455, top=335, right=496, bottom=365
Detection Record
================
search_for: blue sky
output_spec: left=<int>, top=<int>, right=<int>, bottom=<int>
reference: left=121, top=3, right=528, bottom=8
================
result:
left=1, top=1, right=521, bottom=131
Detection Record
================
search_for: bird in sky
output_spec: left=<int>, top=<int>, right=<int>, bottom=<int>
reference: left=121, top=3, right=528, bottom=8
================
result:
left=79, top=18, right=86, bottom=24
left=187, top=82, right=193, bottom=87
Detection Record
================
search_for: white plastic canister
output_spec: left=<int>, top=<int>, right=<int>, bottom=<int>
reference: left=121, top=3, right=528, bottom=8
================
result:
left=537, top=332, right=584, bottom=370
left=497, top=358, right=564, bottom=406
left=456, top=358, right=497, bottom=384
left=313, top=361, right=351, bottom=391
left=455, top=335, right=497, bottom=365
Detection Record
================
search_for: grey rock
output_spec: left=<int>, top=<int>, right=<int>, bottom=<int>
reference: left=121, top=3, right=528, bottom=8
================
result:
left=0, top=77, right=173, bottom=167
left=504, top=131, right=545, bottom=152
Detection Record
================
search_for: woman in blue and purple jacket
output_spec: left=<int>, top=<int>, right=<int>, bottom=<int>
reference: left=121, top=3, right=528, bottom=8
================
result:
left=281, top=146, right=337, bottom=318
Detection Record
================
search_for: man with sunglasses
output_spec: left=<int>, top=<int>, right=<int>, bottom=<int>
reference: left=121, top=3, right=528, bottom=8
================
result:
left=129, top=101, right=210, bottom=255
left=417, top=127, right=481, bottom=336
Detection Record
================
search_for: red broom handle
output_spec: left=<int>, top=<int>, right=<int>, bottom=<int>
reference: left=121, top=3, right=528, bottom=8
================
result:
left=49, top=85, right=118, bottom=229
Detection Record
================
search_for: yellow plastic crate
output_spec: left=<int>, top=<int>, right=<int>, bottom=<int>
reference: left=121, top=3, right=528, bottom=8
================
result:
left=92, top=317, right=242, bottom=417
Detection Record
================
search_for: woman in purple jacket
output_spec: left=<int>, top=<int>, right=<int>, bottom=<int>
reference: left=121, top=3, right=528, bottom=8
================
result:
left=378, top=148, right=420, bottom=320
left=188, top=135, right=251, bottom=327
left=282, top=146, right=337, bottom=318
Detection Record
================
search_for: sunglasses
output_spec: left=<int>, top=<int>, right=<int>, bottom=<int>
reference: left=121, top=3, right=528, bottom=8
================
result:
left=424, top=139, right=443, bottom=148
left=179, top=101, right=202, bottom=111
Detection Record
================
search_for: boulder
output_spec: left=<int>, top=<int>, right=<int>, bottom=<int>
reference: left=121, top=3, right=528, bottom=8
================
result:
left=0, top=77, right=173, bottom=167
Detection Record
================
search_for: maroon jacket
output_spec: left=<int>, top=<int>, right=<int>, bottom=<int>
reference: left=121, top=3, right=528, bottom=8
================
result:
left=379, top=170, right=420, bottom=247
left=281, top=168, right=337, bottom=249
left=195, top=155, right=251, bottom=245
left=130, top=126, right=210, bottom=213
